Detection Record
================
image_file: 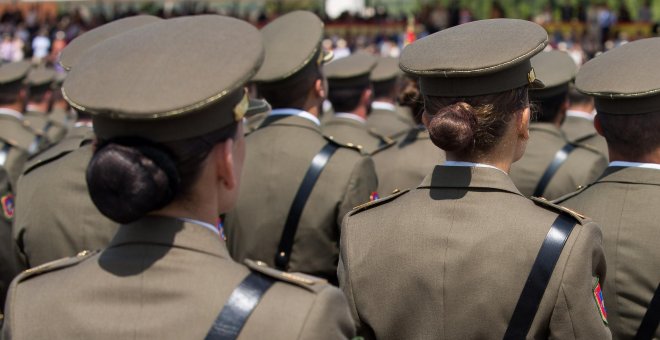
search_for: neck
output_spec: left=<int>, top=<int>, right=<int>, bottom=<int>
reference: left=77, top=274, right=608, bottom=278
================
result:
left=26, top=102, right=48, bottom=113
left=351, top=106, right=368, bottom=120
left=568, top=105, right=594, bottom=115
left=609, top=148, right=660, bottom=164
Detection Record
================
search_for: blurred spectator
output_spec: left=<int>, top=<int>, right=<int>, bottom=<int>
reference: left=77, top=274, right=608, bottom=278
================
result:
left=32, top=29, right=50, bottom=62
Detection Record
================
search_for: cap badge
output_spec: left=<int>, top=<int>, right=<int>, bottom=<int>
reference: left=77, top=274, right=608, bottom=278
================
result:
left=528, top=68, right=537, bottom=84
left=233, top=90, right=249, bottom=122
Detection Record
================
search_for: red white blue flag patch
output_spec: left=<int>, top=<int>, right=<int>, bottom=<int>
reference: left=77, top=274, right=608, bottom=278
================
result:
left=593, top=278, right=608, bottom=325
left=1, top=194, right=14, bottom=220
left=369, top=192, right=380, bottom=201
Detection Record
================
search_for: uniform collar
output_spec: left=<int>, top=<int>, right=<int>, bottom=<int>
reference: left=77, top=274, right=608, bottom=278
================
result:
left=107, top=215, right=231, bottom=260
left=566, top=110, right=595, bottom=121
left=608, top=161, right=660, bottom=170
left=371, top=101, right=396, bottom=112
left=418, top=165, right=523, bottom=196
left=334, top=112, right=367, bottom=124
left=597, top=165, right=660, bottom=186
left=0, top=108, right=23, bottom=120
left=259, top=112, right=322, bottom=133
left=269, top=108, right=320, bottom=126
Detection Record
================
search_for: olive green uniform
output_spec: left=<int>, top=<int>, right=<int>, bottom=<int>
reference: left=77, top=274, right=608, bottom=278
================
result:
left=322, top=114, right=393, bottom=155
left=366, top=102, right=413, bottom=138
left=509, top=122, right=608, bottom=199
left=22, top=111, right=69, bottom=149
left=13, top=124, right=119, bottom=268
left=562, top=113, right=608, bottom=158
left=555, top=165, right=660, bottom=339
left=2, top=217, right=355, bottom=339
left=339, top=165, right=611, bottom=339
left=224, top=114, right=377, bottom=282
left=372, top=127, right=445, bottom=194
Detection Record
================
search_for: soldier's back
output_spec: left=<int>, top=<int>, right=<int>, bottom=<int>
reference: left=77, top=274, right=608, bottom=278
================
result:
left=13, top=125, right=118, bottom=267
left=366, top=106, right=412, bottom=138
left=556, top=165, right=660, bottom=339
left=562, top=115, right=608, bottom=158
left=323, top=115, right=389, bottom=154
left=3, top=217, right=354, bottom=339
left=225, top=115, right=376, bottom=282
left=509, top=122, right=607, bottom=199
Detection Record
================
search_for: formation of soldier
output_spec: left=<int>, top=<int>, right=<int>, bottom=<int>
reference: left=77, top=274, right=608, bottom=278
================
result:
left=0, top=10, right=658, bottom=340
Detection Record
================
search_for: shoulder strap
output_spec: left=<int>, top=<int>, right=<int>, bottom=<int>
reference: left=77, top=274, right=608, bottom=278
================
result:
left=205, top=272, right=276, bottom=340
left=503, top=214, right=576, bottom=340
left=275, top=142, right=340, bottom=270
left=533, top=143, right=577, bottom=197
left=635, top=282, right=660, bottom=340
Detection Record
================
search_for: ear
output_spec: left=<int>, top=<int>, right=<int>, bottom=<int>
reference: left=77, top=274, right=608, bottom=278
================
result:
left=594, top=114, right=604, bottom=136
left=314, top=78, right=326, bottom=99
left=214, top=139, right=237, bottom=191
left=518, top=107, right=531, bottom=140
left=361, top=88, right=372, bottom=105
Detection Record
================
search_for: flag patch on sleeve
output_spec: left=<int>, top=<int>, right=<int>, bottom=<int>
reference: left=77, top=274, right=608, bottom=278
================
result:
left=593, top=278, right=608, bottom=325
left=1, top=193, right=14, bottom=220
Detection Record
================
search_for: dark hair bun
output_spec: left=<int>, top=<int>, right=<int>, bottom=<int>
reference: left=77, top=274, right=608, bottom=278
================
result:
left=427, top=102, right=477, bottom=152
left=398, top=78, right=423, bottom=121
left=86, top=140, right=180, bottom=224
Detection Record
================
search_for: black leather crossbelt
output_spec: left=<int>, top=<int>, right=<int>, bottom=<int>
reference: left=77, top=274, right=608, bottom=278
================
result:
left=205, top=272, right=275, bottom=340
left=275, top=142, right=339, bottom=270
left=503, top=214, right=575, bottom=340
left=533, top=143, right=576, bottom=197
left=635, top=282, right=660, bottom=340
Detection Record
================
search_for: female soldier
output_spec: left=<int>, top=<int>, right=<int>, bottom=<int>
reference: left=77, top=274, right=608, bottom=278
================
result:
left=2, top=16, right=353, bottom=339
left=338, top=19, right=611, bottom=339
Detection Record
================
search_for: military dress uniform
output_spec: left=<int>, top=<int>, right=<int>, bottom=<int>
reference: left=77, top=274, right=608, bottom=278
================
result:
left=339, top=19, right=611, bottom=339
left=366, top=57, right=414, bottom=138
left=2, top=15, right=355, bottom=340
left=509, top=123, right=607, bottom=199
left=562, top=111, right=608, bottom=157
left=555, top=38, right=660, bottom=340
left=224, top=11, right=378, bottom=283
left=372, top=126, right=445, bottom=194
left=509, top=51, right=608, bottom=199
left=22, top=67, right=69, bottom=149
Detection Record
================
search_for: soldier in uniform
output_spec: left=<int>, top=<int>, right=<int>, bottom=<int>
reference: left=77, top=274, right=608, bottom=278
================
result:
left=11, top=16, right=161, bottom=269
left=562, top=86, right=609, bottom=157
left=322, top=53, right=394, bottom=154
left=372, top=76, right=446, bottom=195
left=338, top=19, right=611, bottom=339
left=366, top=57, right=414, bottom=138
left=2, top=15, right=354, bottom=339
left=509, top=50, right=607, bottom=199
left=223, top=11, right=377, bottom=284
left=555, top=38, right=660, bottom=340
left=22, top=67, right=69, bottom=149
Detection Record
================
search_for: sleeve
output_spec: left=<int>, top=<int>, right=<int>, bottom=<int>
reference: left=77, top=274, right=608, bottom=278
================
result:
left=548, top=220, right=612, bottom=339
left=337, top=156, right=378, bottom=227
left=337, top=214, right=376, bottom=340
left=297, top=285, right=356, bottom=340
left=1, top=275, right=19, bottom=340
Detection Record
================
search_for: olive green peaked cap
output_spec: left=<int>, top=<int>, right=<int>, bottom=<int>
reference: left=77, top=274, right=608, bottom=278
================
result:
left=370, top=57, right=400, bottom=83
left=59, top=15, right=161, bottom=71
left=325, top=53, right=377, bottom=88
left=576, top=37, right=660, bottom=115
left=63, top=15, right=264, bottom=142
left=252, top=10, right=330, bottom=83
left=530, top=50, right=577, bottom=98
left=399, top=19, right=547, bottom=97
left=0, top=61, right=31, bottom=85
left=26, top=66, right=56, bottom=88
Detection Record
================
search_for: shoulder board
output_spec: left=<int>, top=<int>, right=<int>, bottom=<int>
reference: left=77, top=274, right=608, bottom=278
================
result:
left=367, top=128, right=396, bottom=146
left=530, top=196, right=588, bottom=224
left=16, top=250, right=98, bottom=284
left=23, top=136, right=90, bottom=175
left=370, top=140, right=395, bottom=156
left=244, top=259, right=328, bottom=293
left=550, top=184, right=591, bottom=205
left=323, top=135, right=364, bottom=153
left=350, top=188, right=410, bottom=216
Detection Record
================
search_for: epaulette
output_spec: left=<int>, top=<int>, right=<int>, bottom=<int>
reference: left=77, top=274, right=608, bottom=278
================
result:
left=323, top=135, right=364, bottom=153
left=15, top=250, right=98, bottom=284
left=244, top=259, right=328, bottom=293
left=368, top=128, right=396, bottom=146
left=530, top=196, right=588, bottom=224
left=550, top=184, right=591, bottom=205
left=349, top=188, right=410, bottom=216
left=23, top=134, right=91, bottom=176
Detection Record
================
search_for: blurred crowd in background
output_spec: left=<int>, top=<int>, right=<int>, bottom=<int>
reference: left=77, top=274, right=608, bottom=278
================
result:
left=0, top=1, right=659, bottom=70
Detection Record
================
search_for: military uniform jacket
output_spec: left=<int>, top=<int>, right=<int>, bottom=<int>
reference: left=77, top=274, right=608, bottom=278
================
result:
left=322, top=115, right=392, bottom=155
left=366, top=104, right=414, bottom=138
left=339, top=165, right=611, bottom=340
left=372, top=127, right=445, bottom=194
left=224, top=115, right=377, bottom=282
left=509, top=123, right=608, bottom=199
left=561, top=115, right=608, bottom=159
left=23, top=111, right=68, bottom=149
left=2, top=216, right=355, bottom=339
left=555, top=165, right=660, bottom=339
left=13, top=125, right=119, bottom=268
